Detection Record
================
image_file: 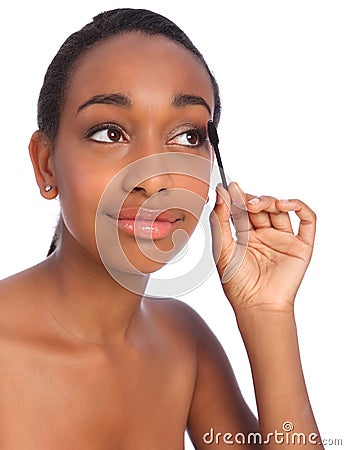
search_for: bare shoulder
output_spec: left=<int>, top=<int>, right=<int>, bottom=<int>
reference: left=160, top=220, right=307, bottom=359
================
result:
left=143, top=296, right=221, bottom=348
left=0, top=266, right=42, bottom=335
left=0, top=262, right=43, bottom=286
left=0, top=266, right=36, bottom=302
left=0, top=271, right=26, bottom=308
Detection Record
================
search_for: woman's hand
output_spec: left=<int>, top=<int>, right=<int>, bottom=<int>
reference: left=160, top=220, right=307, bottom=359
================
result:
left=210, top=182, right=317, bottom=314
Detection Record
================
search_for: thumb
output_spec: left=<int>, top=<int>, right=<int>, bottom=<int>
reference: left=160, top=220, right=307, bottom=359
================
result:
left=210, top=183, right=250, bottom=284
left=209, top=184, right=235, bottom=272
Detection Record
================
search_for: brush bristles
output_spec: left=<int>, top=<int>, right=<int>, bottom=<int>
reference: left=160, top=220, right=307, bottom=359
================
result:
left=207, top=121, right=219, bottom=146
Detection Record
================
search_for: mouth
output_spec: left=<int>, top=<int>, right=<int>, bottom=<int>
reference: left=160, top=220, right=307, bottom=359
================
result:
left=105, top=207, right=183, bottom=240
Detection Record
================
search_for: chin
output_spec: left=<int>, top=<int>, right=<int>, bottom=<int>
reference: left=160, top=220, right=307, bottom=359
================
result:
left=103, top=238, right=183, bottom=274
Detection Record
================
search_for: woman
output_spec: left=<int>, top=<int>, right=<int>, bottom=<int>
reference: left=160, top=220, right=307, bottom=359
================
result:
left=0, top=8, right=322, bottom=449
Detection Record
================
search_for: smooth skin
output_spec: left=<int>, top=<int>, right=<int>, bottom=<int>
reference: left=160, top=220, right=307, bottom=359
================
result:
left=0, top=32, right=322, bottom=449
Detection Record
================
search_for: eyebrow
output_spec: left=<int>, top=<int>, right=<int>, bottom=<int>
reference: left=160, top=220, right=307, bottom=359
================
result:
left=76, top=92, right=211, bottom=115
left=77, top=93, right=132, bottom=114
left=172, top=93, right=211, bottom=115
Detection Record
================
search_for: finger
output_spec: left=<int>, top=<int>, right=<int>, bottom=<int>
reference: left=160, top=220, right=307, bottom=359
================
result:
left=269, top=211, right=294, bottom=233
left=229, top=181, right=248, bottom=206
left=228, top=183, right=253, bottom=242
left=276, top=199, right=316, bottom=246
left=214, top=183, right=231, bottom=220
left=246, top=195, right=295, bottom=232
left=249, top=210, right=272, bottom=229
left=211, top=183, right=248, bottom=282
left=246, top=195, right=276, bottom=229
left=270, top=199, right=294, bottom=232
left=210, top=184, right=235, bottom=264
left=246, top=195, right=281, bottom=214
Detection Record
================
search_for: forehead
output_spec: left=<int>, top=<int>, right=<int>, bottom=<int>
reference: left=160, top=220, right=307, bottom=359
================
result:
left=64, top=32, right=214, bottom=113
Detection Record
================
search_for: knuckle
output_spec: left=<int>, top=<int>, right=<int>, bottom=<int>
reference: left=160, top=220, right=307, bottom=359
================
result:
left=311, top=209, right=317, bottom=221
left=299, top=201, right=317, bottom=221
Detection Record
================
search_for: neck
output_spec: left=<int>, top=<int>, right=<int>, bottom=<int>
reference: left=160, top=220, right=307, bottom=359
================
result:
left=38, top=232, right=150, bottom=346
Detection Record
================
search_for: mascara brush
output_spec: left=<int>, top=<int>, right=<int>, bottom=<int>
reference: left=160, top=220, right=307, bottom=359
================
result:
left=207, top=121, right=228, bottom=190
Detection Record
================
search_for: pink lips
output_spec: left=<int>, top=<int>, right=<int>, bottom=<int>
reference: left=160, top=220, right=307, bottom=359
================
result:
left=106, top=207, right=183, bottom=240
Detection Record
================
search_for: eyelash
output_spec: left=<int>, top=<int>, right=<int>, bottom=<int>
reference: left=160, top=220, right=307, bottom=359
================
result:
left=173, top=127, right=208, bottom=148
left=85, top=123, right=124, bottom=140
left=84, top=123, right=208, bottom=148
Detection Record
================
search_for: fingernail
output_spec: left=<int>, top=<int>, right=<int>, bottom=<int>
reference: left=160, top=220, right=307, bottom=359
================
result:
left=247, top=197, right=260, bottom=205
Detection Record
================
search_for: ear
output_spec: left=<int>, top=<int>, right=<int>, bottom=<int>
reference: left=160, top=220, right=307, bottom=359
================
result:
left=29, top=130, right=58, bottom=199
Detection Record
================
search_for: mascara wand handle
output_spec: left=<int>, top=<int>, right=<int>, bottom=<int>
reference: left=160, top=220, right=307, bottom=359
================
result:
left=207, top=121, right=228, bottom=190
left=215, top=151, right=228, bottom=190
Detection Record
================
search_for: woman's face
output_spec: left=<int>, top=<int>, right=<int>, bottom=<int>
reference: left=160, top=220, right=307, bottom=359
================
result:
left=53, top=32, right=215, bottom=274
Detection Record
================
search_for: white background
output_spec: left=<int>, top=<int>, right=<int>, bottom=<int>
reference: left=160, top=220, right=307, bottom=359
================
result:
left=0, top=1, right=345, bottom=447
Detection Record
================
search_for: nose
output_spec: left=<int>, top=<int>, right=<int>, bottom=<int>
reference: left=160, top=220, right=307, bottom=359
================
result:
left=131, top=173, right=174, bottom=198
left=122, top=153, right=175, bottom=198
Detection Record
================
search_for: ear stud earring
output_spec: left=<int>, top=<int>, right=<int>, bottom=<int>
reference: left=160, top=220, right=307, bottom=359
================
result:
left=44, top=185, right=53, bottom=192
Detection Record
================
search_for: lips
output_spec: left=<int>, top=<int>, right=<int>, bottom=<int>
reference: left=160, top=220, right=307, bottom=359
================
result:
left=106, top=207, right=183, bottom=239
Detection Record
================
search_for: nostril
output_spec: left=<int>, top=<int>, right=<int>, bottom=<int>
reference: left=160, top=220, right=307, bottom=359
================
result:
left=131, top=186, right=168, bottom=194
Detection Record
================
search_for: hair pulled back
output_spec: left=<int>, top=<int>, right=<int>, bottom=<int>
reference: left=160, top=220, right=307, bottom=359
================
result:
left=38, top=8, right=221, bottom=255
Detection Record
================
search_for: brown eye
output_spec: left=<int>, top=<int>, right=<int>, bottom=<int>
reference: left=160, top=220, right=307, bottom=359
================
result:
left=186, top=131, right=199, bottom=145
left=88, top=125, right=126, bottom=143
left=169, top=129, right=205, bottom=147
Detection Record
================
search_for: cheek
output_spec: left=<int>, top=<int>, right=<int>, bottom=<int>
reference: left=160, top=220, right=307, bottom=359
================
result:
left=175, top=171, right=210, bottom=194
left=175, top=175, right=210, bottom=233
left=54, top=150, right=117, bottom=250
left=57, top=158, right=103, bottom=213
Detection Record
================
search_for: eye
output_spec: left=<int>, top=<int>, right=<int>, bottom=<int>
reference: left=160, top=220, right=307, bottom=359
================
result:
left=86, top=124, right=127, bottom=143
left=169, top=129, right=206, bottom=147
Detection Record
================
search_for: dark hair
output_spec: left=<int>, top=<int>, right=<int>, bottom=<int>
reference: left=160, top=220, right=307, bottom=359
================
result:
left=39, top=8, right=221, bottom=256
